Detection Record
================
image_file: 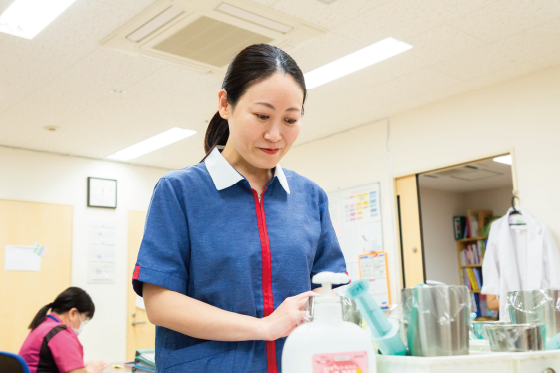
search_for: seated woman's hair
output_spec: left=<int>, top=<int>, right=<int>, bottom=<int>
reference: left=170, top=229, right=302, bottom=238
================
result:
left=29, top=287, right=95, bottom=330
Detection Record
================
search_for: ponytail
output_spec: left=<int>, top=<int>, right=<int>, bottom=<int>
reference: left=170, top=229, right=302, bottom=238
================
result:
left=29, top=303, right=53, bottom=330
left=203, top=111, right=230, bottom=156
left=29, top=287, right=95, bottom=330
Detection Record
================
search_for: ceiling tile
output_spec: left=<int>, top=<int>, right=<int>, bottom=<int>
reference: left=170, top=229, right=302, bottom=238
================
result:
left=270, top=0, right=390, bottom=30
left=45, top=48, right=163, bottom=100
left=429, top=41, right=530, bottom=81
left=0, top=1, right=137, bottom=69
left=404, top=24, right=488, bottom=65
left=332, top=0, right=489, bottom=46
left=299, top=67, right=460, bottom=144
left=138, top=65, right=223, bottom=94
left=0, top=121, right=36, bottom=148
left=0, top=54, right=67, bottom=113
left=493, top=17, right=560, bottom=64
left=0, top=89, right=99, bottom=130
left=344, top=50, right=423, bottom=88
left=288, top=32, right=363, bottom=73
left=79, top=84, right=184, bottom=126
left=94, top=0, right=157, bottom=13
left=531, top=50, right=560, bottom=69
left=248, top=0, right=279, bottom=7
left=448, top=0, right=560, bottom=43
left=58, top=0, right=137, bottom=42
left=127, top=134, right=205, bottom=170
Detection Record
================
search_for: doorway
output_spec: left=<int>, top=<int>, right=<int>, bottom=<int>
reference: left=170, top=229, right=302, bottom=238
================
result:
left=395, top=154, right=515, bottom=296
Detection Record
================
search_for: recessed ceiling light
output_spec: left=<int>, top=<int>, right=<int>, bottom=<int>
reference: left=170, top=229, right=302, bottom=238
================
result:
left=493, top=155, right=512, bottom=165
left=43, top=125, right=59, bottom=132
left=107, top=127, right=197, bottom=161
left=0, top=0, right=77, bottom=39
left=110, top=89, right=126, bottom=94
left=304, top=37, right=413, bottom=89
left=216, top=3, right=293, bottom=33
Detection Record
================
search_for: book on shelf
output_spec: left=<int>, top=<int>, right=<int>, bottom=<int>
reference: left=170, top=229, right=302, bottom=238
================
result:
left=467, top=210, right=479, bottom=238
left=455, top=210, right=494, bottom=240
left=462, top=267, right=483, bottom=291
left=460, top=243, right=485, bottom=266
left=453, top=216, right=466, bottom=240
left=473, top=293, right=497, bottom=319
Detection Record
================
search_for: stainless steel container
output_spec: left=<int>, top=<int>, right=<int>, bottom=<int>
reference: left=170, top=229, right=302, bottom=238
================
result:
left=507, top=289, right=560, bottom=337
left=473, top=321, right=509, bottom=340
left=402, top=285, right=470, bottom=356
left=306, top=296, right=362, bottom=327
left=485, top=323, right=546, bottom=352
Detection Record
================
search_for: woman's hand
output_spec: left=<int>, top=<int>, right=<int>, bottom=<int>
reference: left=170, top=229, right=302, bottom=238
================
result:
left=84, top=360, right=109, bottom=373
left=260, top=291, right=317, bottom=341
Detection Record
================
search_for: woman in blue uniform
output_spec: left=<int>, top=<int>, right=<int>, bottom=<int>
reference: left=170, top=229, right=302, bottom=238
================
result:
left=132, top=43, right=346, bottom=373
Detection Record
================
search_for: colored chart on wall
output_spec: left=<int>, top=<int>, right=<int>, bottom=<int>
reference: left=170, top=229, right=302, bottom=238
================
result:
left=327, top=183, right=383, bottom=282
left=359, top=251, right=391, bottom=308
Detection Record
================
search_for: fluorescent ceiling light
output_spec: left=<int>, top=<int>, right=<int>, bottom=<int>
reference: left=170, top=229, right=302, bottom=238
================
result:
left=127, top=6, right=184, bottom=42
left=107, top=127, right=197, bottom=161
left=217, top=3, right=293, bottom=34
left=304, top=37, right=413, bottom=89
left=493, top=155, right=512, bottom=165
left=0, top=0, right=77, bottom=39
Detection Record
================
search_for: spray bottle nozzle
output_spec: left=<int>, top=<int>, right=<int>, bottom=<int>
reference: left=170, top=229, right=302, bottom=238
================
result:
left=346, top=279, right=407, bottom=356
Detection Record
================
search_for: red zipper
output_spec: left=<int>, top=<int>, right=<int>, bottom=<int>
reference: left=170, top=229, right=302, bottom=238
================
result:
left=251, top=186, right=277, bottom=373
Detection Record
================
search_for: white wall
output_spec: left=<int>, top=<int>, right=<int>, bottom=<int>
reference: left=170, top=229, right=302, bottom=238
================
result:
left=418, top=186, right=512, bottom=286
left=464, top=186, right=513, bottom=216
left=283, top=64, right=560, bottom=303
left=0, top=146, right=168, bottom=362
left=418, top=188, right=464, bottom=285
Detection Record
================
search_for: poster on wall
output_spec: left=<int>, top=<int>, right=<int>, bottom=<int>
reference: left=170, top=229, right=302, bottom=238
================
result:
left=327, top=183, right=383, bottom=281
left=88, top=221, right=116, bottom=284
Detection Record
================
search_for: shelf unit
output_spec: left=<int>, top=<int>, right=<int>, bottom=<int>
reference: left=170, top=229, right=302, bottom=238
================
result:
left=456, top=236, right=487, bottom=292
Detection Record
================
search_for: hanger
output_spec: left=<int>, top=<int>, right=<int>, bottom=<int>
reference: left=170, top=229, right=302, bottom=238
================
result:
left=509, top=195, right=526, bottom=225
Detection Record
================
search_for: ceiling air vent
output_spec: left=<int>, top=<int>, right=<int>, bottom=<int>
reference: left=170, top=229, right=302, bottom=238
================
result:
left=430, top=166, right=502, bottom=182
left=100, top=0, right=326, bottom=73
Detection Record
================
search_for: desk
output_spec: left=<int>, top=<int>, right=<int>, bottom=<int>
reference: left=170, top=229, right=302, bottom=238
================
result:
left=104, top=363, right=132, bottom=373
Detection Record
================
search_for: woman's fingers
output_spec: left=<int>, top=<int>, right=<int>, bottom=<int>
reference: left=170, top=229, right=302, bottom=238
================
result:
left=293, top=291, right=318, bottom=301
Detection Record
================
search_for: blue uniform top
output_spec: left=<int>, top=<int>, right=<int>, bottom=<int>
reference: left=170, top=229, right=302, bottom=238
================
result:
left=132, top=147, right=346, bottom=373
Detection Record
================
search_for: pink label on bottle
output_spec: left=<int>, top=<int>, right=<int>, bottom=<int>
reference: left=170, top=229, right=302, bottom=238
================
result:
left=312, top=351, right=368, bottom=373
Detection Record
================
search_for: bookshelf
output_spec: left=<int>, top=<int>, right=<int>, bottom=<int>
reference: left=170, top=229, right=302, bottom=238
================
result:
left=456, top=236, right=487, bottom=292
left=454, top=210, right=496, bottom=321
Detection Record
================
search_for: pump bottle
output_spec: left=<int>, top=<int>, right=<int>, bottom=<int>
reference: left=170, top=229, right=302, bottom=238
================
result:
left=282, top=272, right=376, bottom=373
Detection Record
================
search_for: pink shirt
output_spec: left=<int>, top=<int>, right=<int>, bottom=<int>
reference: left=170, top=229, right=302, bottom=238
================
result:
left=19, top=314, right=85, bottom=373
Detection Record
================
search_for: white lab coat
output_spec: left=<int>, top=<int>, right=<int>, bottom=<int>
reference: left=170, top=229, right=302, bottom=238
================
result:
left=481, top=207, right=560, bottom=321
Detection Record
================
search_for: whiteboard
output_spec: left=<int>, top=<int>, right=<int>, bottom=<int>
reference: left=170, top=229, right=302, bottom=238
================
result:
left=327, top=183, right=385, bottom=300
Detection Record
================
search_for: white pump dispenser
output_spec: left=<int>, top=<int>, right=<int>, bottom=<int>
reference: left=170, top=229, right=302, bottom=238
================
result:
left=281, top=272, right=377, bottom=373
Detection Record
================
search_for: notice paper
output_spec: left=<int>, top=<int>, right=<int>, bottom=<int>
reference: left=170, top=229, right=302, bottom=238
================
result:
left=4, top=245, right=41, bottom=271
left=88, top=221, right=116, bottom=284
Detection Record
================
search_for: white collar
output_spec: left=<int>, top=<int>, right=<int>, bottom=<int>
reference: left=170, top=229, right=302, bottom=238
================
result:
left=204, top=147, right=290, bottom=194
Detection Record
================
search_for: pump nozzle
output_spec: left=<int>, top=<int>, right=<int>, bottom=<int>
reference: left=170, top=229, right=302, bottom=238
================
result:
left=312, top=272, right=349, bottom=296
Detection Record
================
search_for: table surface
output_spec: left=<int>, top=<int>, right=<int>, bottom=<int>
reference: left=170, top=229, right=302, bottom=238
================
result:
left=103, top=363, right=133, bottom=373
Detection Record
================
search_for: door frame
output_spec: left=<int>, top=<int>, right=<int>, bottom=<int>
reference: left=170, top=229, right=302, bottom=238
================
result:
left=392, top=148, right=519, bottom=291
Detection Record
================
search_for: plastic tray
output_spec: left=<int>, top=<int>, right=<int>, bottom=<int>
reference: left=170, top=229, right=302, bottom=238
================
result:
left=376, top=350, right=560, bottom=373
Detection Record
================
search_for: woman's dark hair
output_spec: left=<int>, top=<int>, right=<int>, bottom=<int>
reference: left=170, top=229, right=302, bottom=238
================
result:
left=203, top=43, right=307, bottom=157
left=29, top=287, right=95, bottom=330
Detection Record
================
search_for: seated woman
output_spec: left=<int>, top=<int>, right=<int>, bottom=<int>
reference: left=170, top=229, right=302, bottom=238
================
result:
left=19, top=287, right=108, bottom=373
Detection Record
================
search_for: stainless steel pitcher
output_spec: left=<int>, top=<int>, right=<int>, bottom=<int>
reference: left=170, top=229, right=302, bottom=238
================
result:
left=402, top=285, right=470, bottom=356
left=507, top=289, right=560, bottom=337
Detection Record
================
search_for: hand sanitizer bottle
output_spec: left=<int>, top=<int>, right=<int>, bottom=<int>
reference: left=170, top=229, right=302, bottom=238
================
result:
left=282, top=272, right=376, bottom=373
